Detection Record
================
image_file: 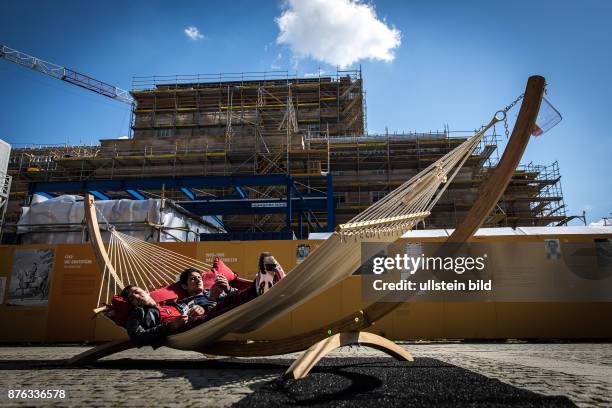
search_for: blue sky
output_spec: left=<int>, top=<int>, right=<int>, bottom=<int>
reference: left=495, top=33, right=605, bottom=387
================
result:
left=0, top=0, right=610, bottom=222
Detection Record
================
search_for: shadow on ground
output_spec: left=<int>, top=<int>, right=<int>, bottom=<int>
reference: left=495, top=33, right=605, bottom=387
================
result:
left=231, top=358, right=577, bottom=408
left=0, top=357, right=577, bottom=407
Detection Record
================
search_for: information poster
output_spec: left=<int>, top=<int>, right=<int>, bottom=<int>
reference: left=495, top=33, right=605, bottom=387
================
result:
left=7, top=248, right=55, bottom=306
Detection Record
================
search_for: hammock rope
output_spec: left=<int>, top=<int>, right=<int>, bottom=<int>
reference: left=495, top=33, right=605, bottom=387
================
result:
left=338, top=125, right=485, bottom=239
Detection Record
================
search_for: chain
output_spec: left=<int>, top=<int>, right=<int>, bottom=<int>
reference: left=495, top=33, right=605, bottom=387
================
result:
left=497, top=93, right=525, bottom=139
left=493, top=80, right=548, bottom=138
left=503, top=115, right=510, bottom=139
left=502, top=93, right=525, bottom=115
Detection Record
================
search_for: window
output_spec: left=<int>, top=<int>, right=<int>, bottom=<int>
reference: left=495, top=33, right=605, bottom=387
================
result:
left=156, top=128, right=172, bottom=138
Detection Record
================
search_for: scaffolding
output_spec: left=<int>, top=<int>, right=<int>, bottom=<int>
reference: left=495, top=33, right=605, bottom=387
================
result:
left=130, top=69, right=364, bottom=162
left=514, top=161, right=566, bottom=225
left=5, top=70, right=567, bottom=234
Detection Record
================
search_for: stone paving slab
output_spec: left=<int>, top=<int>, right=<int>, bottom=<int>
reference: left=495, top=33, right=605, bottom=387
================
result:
left=0, top=343, right=609, bottom=407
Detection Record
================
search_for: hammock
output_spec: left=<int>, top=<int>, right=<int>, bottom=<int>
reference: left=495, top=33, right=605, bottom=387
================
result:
left=71, top=76, right=547, bottom=374
left=87, top=116, right=495, bottom=351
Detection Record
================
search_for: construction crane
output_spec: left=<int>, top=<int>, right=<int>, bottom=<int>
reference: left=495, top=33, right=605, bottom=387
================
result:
left=0, top=44, right=134, bottom=105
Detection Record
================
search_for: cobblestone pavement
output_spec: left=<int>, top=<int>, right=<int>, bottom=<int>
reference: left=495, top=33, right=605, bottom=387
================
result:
left=400, top=343, right=612, bottom=408
left=0, top=343, right=610, bottom=407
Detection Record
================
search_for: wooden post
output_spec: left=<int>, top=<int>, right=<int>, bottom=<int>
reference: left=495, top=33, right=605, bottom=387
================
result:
left=447, top=75, right=546, bottom=243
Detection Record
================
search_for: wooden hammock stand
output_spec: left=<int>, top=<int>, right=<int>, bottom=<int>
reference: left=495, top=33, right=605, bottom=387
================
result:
left=68, top=76, right=545, bottom=379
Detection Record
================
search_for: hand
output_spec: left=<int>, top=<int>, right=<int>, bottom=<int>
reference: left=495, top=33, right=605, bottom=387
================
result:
left=167, top=316, right=188, bottom=331
left=209, top=276, right=230, bottom=301
left=215, top=275, right=230, bottom=290
left=188, top=305, right=205, bottom=318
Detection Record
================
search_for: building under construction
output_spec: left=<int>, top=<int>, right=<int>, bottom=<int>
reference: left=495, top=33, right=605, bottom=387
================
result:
left=4, top=70, right=567, bottom=239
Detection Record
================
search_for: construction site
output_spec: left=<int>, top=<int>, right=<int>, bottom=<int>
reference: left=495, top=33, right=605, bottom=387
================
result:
left=3, top=3, right=612, bottom=405
left=2, top=68, right=568, bottom=241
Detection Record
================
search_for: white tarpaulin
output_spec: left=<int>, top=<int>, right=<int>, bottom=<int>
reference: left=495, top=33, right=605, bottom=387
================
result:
left=18, top=195, right=216, bottom=244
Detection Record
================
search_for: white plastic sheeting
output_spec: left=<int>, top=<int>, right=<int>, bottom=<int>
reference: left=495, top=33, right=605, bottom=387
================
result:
left=18, top=195, right=216, bottom=244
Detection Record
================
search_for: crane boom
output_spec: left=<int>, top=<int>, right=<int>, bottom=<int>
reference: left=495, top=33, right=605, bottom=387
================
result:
left=0, top=44, right=134, bottom=105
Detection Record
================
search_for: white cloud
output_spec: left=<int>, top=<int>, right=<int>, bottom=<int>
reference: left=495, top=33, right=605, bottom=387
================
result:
left=184, top=26, right=204, bottom=40
left=276, top=0, right=401, bottom=68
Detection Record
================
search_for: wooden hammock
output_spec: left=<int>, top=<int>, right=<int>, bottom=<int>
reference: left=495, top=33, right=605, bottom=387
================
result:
left=68, top=76, right=546, bottom=379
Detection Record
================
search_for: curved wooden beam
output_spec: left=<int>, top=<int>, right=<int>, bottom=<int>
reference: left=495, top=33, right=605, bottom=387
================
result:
left=447, top=75, right=546, bottom=242
left=66, top=311, right=371, bottom=363
left=199, top=311, right=370, bottom=357
left=358, top=76, right=546, bottom=323
left=84, top=193, right=124, bottom=290
left=66, top=339, right=133, bottom=366
left=284, top=331, right=414, bottom=380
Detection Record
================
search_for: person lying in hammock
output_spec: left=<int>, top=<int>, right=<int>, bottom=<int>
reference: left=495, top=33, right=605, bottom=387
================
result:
left=121, top=285, right=195, bottom=347
left=174, top=267, right=236, bottom=314
left=121, top=252, right=285, bottom=347
left=121, top=271, right=235, bottom=347
left=175, top=252, right=286, bottom=324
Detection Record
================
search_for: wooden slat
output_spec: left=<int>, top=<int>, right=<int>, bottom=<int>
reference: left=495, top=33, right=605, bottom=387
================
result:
left=338, top=211, right=430, bottom=231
